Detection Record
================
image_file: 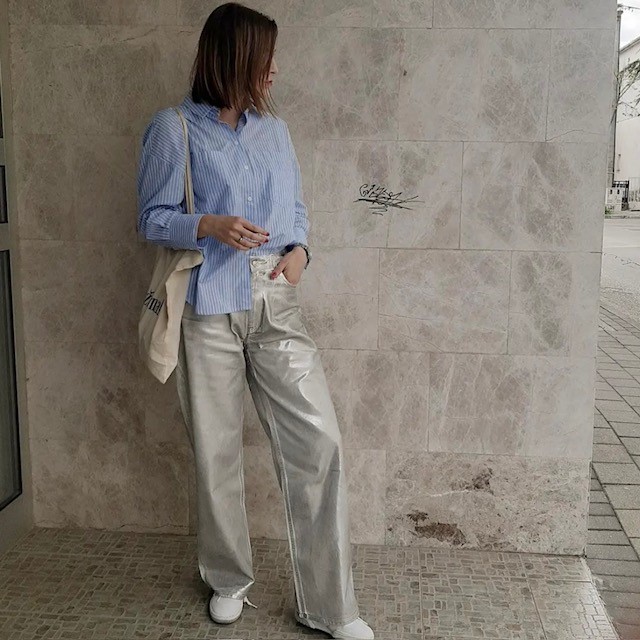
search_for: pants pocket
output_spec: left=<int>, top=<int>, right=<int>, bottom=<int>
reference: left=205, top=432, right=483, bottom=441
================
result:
left=278, top=271, right=298, bottom=288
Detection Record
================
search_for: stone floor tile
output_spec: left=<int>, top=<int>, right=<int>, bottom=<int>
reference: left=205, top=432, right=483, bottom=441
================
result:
left=519, top=554, right=591, bottom=582
left=617, top=511, right=640, bottom=538
left=597, top=390, right=624, bottom=401
left=605, top=606, right=640, bottom=626
left=589, top=515, right=623, bottom=531
left=622, top=386, right=640, bottom=395
left=588, top=559, right=640, bottom=577
left=593, top=445, right=635, bottom=464
left=590, top=502, right=616, bottom=516
left=597, top=400, right=637, bottom=412
left=529, top=579, right=619, bottom=640
left=611, top=423, right=640, bottom=438
left=351, top=545, right=423, bottom=637
left=595, top=429, right=623, bottom=445
left=599, top=589, right=640, bottom=610
left=621, top=438, right=640, bottom=455
left=613, top=622, right=640, bottom=639
left=605, top=412, right=640, bottom=425
left=593, top=574, right=640, bottom=594
left=422, top=585, right=544, bottom=640
left=0, top=527, right=621, bottom=640
left=586, top=544, right=639, bottom=561
left=3, top=526, right=122, bottom=557
left=605, top=486, right=640, bottom=510
left=593, top=463, right=640, bottom=485
left=420, top=579, right=544, bottom=639
left=588, top=530, right=633, bottom=546
left=419, top=548, right=526, bottom=579
left=0, top=612, right=177, bottom=640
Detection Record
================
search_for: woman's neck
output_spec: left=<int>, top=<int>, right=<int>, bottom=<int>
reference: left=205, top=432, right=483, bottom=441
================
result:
left=217, top=107, right=242, bottom=131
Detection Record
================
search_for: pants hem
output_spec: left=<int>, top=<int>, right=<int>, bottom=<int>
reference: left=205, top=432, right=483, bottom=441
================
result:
left=298, top=606, right=361, bottom=628
left=211, top=587, right=252, bottom=599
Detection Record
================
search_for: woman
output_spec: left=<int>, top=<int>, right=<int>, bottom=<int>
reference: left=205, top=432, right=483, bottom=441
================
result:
left=136, top=4, right=374, bottom=639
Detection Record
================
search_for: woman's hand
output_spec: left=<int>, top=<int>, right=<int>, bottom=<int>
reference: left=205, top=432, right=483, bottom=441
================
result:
left=270, top=246, right=306, bottom=285
left=198, top=214, right=269, bottom=250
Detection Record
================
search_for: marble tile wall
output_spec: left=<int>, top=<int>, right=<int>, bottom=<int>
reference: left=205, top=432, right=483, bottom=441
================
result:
left=8, top=0, right=617, bottom=554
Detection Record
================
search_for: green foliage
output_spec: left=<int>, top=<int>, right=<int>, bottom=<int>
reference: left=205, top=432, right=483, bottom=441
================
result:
left=617, top=59, right=640, bottom=118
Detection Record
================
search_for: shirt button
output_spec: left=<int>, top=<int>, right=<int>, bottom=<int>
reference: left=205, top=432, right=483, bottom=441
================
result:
left=235, top=141, right=239, bottom=146
left=244, top=165, right=249, bottom=170
left=247, top=196, right=252, bottom=202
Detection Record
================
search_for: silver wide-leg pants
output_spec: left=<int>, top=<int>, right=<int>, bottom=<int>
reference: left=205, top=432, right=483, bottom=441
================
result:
left=175, top=252, right=360, bottom=628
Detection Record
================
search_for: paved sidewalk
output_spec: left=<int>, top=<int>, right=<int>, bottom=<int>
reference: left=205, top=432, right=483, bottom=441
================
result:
left=588, top=305, right=640, bottom=639
left=0, top=526, right=621, bottom=640
left=4, top=306, right=640, bottom=639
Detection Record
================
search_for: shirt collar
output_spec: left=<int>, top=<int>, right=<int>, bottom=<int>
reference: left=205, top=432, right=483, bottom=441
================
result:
left=180, top=93, right=251, bottom=122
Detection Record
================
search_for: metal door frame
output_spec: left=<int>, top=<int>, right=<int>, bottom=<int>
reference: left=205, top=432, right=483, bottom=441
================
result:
left=0, top=0, right=34, bottom=553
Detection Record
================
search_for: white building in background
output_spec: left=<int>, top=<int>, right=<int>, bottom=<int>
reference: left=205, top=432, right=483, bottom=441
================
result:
left=615, top=34, right=640, bottom=209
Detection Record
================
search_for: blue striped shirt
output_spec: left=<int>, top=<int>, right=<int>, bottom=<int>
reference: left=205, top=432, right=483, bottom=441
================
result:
left=136, top=93, right=309, bottom=315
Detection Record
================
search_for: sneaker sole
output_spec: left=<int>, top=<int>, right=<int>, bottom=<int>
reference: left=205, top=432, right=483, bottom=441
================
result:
left=209, top=610, right=243, bottom=624
left=294, top=610, right=374, bottom=640
left=209, top=604, right=243, bottom=624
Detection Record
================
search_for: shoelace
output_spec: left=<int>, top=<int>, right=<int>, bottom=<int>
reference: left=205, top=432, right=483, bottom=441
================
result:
left=213, top=594, right=258, bottom=609
left=216, top=595, right=258, bottom=609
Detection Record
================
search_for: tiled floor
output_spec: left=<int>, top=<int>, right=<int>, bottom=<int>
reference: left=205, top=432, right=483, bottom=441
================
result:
left=6, top=306, right=640, bottom=639
left=0, top=526, right=619, bottom=640
left=587, top=307, right=640, bottom=640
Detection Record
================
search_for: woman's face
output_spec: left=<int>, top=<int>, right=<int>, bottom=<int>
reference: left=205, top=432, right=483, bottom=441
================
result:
left=266, top=53, right=277, bottom=91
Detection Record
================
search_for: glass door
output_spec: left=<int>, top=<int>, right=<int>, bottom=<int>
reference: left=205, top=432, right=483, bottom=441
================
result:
left=0, top=256, right=21, bottom=510
left=0, top=0, right=31, bottom=555
left=0, top=67, right=20, bottom=512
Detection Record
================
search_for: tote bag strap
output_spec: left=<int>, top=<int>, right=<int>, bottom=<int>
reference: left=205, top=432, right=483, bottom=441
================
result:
left=173, top=107, right=195, bottom=216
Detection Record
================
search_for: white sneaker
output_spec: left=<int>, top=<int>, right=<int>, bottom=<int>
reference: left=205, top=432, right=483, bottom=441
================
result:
left=295, top=610, right=375, bottom=639
left=208, top=593, right=258, bottom=624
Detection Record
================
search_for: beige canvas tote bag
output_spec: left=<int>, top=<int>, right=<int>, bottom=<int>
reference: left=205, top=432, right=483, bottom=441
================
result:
left=138, top=107, right=204, bottom=384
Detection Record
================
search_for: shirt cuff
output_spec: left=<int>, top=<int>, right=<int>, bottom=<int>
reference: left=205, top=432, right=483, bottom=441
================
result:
left=167, top=213, right=207, bottom=250
left=291, top=225, right=308, bottom=246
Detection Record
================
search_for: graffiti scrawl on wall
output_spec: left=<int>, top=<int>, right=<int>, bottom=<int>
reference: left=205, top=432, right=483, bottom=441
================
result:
left=355, top=184, right=423, bottom=215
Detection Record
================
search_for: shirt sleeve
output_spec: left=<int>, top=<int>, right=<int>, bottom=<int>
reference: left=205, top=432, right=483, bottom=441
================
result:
left=136, top=109, right=207, bottom=251
left=284, top=123, right=310, bottom=246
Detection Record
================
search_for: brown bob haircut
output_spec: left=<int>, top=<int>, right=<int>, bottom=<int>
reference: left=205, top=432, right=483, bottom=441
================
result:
left=189, top=2, right=278, bottom=117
